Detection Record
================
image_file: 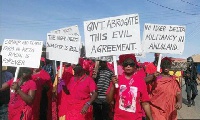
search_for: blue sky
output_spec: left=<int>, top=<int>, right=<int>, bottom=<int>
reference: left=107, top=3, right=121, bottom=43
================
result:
left=0, top=0, right=200, bottom=62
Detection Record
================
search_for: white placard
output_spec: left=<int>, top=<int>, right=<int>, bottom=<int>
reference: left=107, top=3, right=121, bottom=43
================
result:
left=142, top=23, right=185, bottom=54
left=46, top=33, right=81, bottom=64
left=50, top=25, right=80, bottom=36
left=84, top=14, right=142, bottom=57
left=89, top=56, right=113, bottom=62
left=135, top=52, right=146, bottom=58
left=1, top=39, right=43, bottom=68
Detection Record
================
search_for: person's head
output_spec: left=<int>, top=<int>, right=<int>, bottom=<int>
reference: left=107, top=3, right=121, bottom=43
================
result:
left=161, top=57, right=172, bottom=74
left=99, top=61, right=107, bottom=68
left=63, top=62, right=71, bottom=67
left=187, top=57, right=193, bottom=66
left=73, top=64, right=84, bottom=76
left=119, top=54, right=137, bottom=75
left=18, top=67, right=33, bottom=80
left=73, top=58, right=94, bottom=76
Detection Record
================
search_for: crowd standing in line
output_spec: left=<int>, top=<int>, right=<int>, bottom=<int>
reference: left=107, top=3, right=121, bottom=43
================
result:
left=0, top=52, right=200, bottom=120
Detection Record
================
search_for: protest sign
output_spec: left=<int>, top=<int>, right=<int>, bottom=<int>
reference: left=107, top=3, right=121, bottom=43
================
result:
left=170, top=61, right=188, bottom=71
left=135, top=52, right=145, bottom=58
left=84, top=14, right=142, bottom=57
left=89, top=56, right=113, bottom=62
left=142, top=23, right=185, bottom=54
left=50, top=25, right=80, bottom=36
left=46, top=33, right=81, bottom=64
left=1, top=39, right=43, bottom=68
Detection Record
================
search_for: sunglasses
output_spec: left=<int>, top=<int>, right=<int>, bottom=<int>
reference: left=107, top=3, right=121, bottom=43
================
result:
left=122, top=62, right=135, bottom=67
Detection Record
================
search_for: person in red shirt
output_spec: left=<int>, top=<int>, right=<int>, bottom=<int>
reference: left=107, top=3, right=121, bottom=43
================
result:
left=149, top=57, right=182, bottom=120
left=63, top=58, right=98, bottom=120
left=106, top=54, right=153, bottom=120
left=56, top=62, right=74, bottom=120
left=31, top=59, right=51, bottom=120
left=0, top=67, right=37, bottom=120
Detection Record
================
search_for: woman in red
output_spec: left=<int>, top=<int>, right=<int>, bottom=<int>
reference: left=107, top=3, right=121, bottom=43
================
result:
left=0, top=67, right=37, bottom=120
left=31, top=59, right=51, bottom=120
left=106, top=54, right=153, bottom=120
left=57, top=62, right=74, bottom=120
left=149, top=57, right=182, bottom=120
left=63, top=58, right=97, bottom=120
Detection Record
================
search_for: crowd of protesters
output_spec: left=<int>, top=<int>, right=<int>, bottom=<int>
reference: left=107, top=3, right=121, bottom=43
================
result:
left=0, top=52, right=200, bottom=120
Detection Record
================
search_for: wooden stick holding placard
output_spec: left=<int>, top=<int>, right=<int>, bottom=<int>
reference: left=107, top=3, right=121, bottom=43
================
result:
left=113, top=56, right=119, bottom=88
left=157, top=54, right=162, bottom=72
left=11, top=67, right=20, bottom=92
left=59, top=61, right=63, bottom=79
left=53, top=60, right=57, bottom=77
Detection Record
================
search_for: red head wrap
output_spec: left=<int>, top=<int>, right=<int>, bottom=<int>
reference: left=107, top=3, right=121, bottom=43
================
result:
left=119, top=54, right=137, bottom=65
left=78, top=58, right=94, bottom=72
left=161, top=57, right=172, bottom=65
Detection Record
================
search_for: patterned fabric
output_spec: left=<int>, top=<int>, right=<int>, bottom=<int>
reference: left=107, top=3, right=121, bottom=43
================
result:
left=106, top=72, right=150, bottom=120
left=96, top=68, right=113, bottom=98
left=43, top=64, right=55, bottom=83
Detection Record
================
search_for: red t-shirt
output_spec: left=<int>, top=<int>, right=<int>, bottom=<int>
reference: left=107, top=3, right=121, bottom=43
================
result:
left=67, top=75, right=97, bottom=100
left=65, top=75, right=96, bottom=120
left=107, top=73, right=150, bottom=120
left=7, top=79, right=37, bottom=120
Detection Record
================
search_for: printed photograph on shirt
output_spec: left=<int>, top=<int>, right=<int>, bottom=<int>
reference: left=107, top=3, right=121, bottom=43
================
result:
left=119, top=85, right=138, bottom=113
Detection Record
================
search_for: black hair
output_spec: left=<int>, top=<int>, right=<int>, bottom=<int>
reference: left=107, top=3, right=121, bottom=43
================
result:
left=18, top=67, right=33, bottom=78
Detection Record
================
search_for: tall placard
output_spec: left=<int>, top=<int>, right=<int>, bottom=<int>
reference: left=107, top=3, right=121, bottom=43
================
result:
left=142, top=23, right=185, bottom=54
left=84, top=14, right=142, bottom=57
left=1, top=39, right=43, bottom=68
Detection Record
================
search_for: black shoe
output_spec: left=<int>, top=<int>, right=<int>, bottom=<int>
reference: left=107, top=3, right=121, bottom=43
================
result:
left=191, top=100, right=195, bottom=106
left=188, top=103, right=191, bottom=107
left=187, top=101, right=191, bottom=107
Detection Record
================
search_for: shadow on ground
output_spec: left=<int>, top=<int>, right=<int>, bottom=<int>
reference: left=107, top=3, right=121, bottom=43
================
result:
left=182, top=97, right=188, bottom=106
